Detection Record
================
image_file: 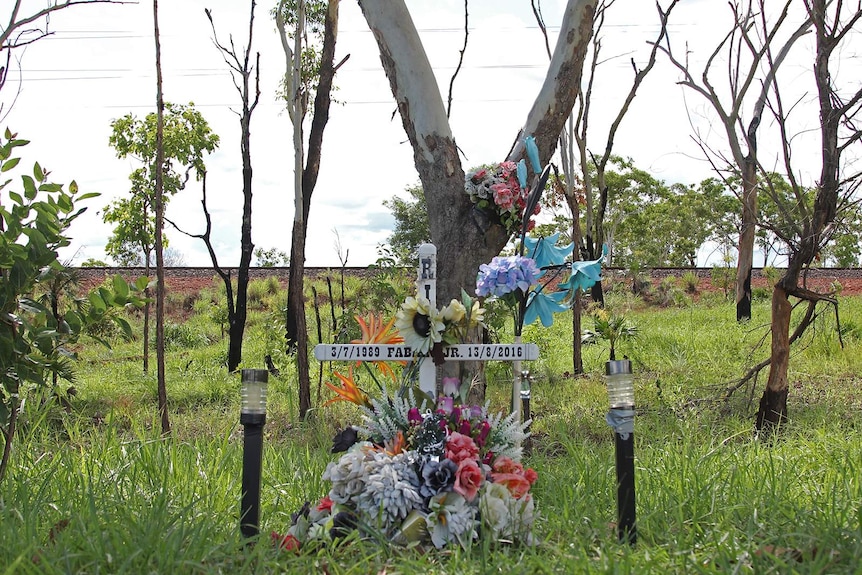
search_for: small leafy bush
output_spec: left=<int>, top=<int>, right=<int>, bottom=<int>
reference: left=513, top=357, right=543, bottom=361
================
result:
left=752, top=286, right=771, bottom=301
left=681, top=270, right=699, bottom=293
left=711, top=265, right=735, bottom=299
left=161, top=322, right=210, bottom=350
left=761, top=265, right=781, bottom=286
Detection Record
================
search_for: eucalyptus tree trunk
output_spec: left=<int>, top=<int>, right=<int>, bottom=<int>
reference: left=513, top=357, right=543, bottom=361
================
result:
left=359, top=0, right=594, bottom=404
left=359, top=0, right=595, bottom=305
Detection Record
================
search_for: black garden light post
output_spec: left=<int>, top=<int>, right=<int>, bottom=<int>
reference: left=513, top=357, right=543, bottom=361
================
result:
left=240, top=369, right=268, bottom=540
left=605, top=359, right=636, bottom=544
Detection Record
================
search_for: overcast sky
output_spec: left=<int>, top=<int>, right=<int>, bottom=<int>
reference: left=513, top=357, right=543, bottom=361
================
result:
left=2, top=0, right=833, bottom=267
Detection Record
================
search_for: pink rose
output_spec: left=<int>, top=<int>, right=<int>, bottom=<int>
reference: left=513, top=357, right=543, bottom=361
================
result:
left=454, top=459, right=483, bottom=501
left=445, top=432, right=479, bottom=464
left=493, top=188, right=514, bottom=210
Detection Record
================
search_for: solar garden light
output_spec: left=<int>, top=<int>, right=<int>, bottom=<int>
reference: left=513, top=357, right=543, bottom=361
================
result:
left=605, top=359, right=637, bottom=545
left=240, top=369, right=268, bottom=540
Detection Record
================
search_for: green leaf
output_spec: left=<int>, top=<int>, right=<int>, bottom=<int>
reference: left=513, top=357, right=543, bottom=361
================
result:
left=1, top=157, right=20, bottom=172
left=115, top=318, right=134, bottom=341
left=88, top=291, right=107, bottom=313
left=112, top=275, right=130, bottom=299
left=8, top=191, right=23, bottom=205
left=98, top=287, right=114, bottom=307
left=21, top=175, right=36, bottom=198
left=33, top=162, right=44, bottom=181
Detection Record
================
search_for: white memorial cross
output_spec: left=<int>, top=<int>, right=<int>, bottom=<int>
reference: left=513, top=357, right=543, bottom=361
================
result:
left=313, top=243, right=539, bottom=404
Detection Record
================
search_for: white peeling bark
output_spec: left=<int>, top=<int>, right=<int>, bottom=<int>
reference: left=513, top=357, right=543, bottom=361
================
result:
left=359, top=0, right=452, bottom=165
left=509, top=0, right=597, bottom=165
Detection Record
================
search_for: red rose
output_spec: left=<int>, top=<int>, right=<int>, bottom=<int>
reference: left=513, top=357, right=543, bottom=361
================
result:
left=316, top=496, right=334, bottom=513
left=271, top=532, right=301, bottom=552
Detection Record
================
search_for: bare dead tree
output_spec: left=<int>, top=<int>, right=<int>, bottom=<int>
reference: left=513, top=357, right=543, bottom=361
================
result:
left=532, top=0, right=587, bottom=374
left=575, top=0, right=679, bottom=307
left=200, top=1, right=261, bottom=373
left=0, top=0, right=128, bottom=116
left=446, top=0, right=468, bottom=118
left=659, top=0, right=812, bottom=322
left=754, top=0, right=862, bottom=433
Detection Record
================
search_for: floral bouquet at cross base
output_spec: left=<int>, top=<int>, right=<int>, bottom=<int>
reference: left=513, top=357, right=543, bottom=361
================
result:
left=274, top=308, right=537, bottom=552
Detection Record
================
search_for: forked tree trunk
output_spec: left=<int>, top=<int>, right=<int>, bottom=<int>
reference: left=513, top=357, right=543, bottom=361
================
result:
left=755, top=0, right=859, bottom=434
left=359, top=0, right=595, bottom=305
left=284, top=0, right=340, bottom=355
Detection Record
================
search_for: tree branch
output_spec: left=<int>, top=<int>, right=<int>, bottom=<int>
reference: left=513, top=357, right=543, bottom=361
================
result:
left=446, top=0, right=468, bottom=118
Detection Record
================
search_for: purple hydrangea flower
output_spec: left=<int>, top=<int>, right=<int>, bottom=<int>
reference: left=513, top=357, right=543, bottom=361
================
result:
left=475, top=256, right=540, bottom=298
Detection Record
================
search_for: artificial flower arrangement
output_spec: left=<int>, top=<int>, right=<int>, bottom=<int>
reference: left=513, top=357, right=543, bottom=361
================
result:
left=465, top=161, right=540, bottom=236
left=274, top=302, right=539, bottom=551
left=273, top=136, right=607, bottom=553
left=465, top=136, right=545, bottom=237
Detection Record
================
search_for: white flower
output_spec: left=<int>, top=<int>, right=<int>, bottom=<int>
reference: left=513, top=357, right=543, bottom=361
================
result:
left=323, top=447, right=373, bottom=504
left=478, top=482, right=536, bottom=544
left=426, top=492, right=477, bottom=549
left=395, top=296, right=445, bottom=353
left=478, top=482, right=511, bottom=537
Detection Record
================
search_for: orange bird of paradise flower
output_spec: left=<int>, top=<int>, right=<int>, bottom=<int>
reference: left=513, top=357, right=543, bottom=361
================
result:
left=323, top=368, right=370, bottom=407
left=351, top=313, right=405, bottom=381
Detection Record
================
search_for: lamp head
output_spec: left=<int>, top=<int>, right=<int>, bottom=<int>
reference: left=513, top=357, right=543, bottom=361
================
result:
left=605, top=359, right=634, bottom=409
left=241, top=369, right=269, bottom=417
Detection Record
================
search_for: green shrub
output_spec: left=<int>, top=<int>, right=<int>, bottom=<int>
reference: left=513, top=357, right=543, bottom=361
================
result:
left=752, top=286, right=771, bottom=301
left=711, top=264, right=735, bottom=299
left=761, top=265, right=781, bottom=286
left=161, top=321, right=211, bottom=350
left=246, top=278, right=271, bottom=310
left=681, top=270, right=699, bottom=293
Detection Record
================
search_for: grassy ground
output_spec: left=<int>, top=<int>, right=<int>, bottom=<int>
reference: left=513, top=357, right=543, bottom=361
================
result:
left=1, top=278, right=861, bottom=574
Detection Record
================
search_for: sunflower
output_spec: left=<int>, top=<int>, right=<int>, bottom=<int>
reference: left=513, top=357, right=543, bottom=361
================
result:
left=351, top=313, right=405, bottom=381
left=395, top=296, right=445, bottom=354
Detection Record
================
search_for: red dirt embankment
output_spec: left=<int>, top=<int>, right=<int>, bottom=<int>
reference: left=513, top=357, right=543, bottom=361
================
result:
left=75, top=266, right=862, bottom=298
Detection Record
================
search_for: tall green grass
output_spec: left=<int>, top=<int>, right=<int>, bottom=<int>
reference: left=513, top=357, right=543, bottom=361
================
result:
left=2, top=291, right=861, bottom=573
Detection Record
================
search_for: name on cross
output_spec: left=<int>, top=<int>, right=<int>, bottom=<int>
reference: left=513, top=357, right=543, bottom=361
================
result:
left=314, top=343, right=539, bottom=362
